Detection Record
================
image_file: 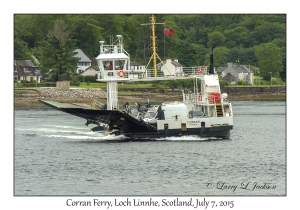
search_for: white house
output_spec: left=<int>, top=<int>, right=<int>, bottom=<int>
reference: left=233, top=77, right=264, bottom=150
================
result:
left=217, top=62, right=253, bottom=85
left=74, top=49, right=92, bottom=74
left=80, top=66, right=99, bottom=76
left=14, top=60, right=41, bottom=83
left=157, top=59, right=183, bottom=76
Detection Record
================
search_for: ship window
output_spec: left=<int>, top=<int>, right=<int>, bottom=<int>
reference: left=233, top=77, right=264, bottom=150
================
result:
left=103, top=61, right=113, bottom=70
left=115, top=60, right=125, bottom=70
left=193, top=111, right=204, bottom=118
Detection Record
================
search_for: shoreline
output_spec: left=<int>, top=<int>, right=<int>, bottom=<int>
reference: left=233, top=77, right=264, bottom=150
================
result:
left=14, top=92, right=286, bottom=105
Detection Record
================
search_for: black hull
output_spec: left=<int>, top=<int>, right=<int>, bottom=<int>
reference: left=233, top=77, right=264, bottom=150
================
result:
left=40, top=100, right=232, bottom=139
left=121, top=126, right=233, bottom=139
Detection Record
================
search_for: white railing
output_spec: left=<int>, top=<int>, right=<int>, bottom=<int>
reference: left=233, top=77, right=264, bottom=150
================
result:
left=144, top=66, right=209, bottom=77
left=97, top=66, right=210, bottom=80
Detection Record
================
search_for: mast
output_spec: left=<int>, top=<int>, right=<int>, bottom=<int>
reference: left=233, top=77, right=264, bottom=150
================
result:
left=209, top=45, right=216, bottom=75
left=141, top=15, right=164, bottom=77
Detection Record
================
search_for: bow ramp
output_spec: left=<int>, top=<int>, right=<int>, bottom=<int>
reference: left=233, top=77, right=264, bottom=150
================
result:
left=40, top=100, right=156, bottom=134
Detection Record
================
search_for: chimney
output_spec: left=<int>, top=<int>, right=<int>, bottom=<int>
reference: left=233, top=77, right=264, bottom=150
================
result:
left=209, top=45, right=215, bottom=74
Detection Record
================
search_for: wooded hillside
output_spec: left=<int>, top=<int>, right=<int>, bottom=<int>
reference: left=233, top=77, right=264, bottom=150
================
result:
left=14, top=14, right=286, bottom=81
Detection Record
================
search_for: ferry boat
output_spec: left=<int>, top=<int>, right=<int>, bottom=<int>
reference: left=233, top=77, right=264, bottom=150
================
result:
left=40, top=15, right=233, bottom=139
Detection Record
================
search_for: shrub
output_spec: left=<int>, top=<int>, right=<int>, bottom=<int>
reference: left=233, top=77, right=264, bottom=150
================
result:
left=271, top=77, right=285, bottom=85
left=14, top=83, right=23, bottom=88
left=77, top=75, right=97, bottom=83
left=151, top=81, right=160, bottom=87
left=219, top=79, right=229, bottom=88
left=238, top=80, right=247, bottom=85
left=70, top=77, right=80, bottom=86
left=43, top=82, right=56, bottom=87
left=167, top=80, right=179, bottom=91
left=159, top=88, right=165, bottom=93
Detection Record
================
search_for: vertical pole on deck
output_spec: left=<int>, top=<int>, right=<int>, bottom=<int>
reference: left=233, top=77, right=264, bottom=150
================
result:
left=141, top=15, right=165, bottom=77
left=209, top=45, right=216, bottom=75
left=150, top=15, right=157, bottom=77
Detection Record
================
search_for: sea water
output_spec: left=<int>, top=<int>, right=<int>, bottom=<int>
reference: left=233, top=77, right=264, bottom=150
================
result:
left=14, top=100, right=286, bottom=196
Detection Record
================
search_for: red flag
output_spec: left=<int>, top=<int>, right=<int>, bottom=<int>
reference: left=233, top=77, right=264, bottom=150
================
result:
left=164, top=27, right=174, bottom=36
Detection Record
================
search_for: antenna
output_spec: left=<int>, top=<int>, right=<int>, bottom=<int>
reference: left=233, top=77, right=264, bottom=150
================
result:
left=99, top=41, right=104, bottom=54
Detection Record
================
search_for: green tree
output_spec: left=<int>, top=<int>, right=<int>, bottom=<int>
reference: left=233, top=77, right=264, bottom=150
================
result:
left=66, top=15, right=104, bottom=60
left=14, top=38, right=32, bottom=60
left=271, top=38, right=286, bottom=81
left=227, top=47, right=257, bottom=65
left=207, top=31, right=226, bottom=47
left=255, top=42, right=283, bottom=80
left=251, top=22, right=286, bottom=46
left=176, top=40, right=206, bottom=66
left=14, top=14, right=56, bottom=48
left=39, top=20, right=79, bottom=81
left=167, top=80, right=179, bottom=91
left=213, top=46, right=229, bottom=67
left=13, top=14, right=286, bottom=77
left=224, top=27, right=250, bottom=48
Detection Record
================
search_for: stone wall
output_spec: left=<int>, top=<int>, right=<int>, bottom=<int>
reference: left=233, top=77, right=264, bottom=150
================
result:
left=38, top=88, right=107, bottom=98
left=221, top=86, right=286, bottom=94
left=221, top=86, right=286, bottom=100
left=14, top=86, right=286, bottom=104
left=14, top=88, right=107, bottom=103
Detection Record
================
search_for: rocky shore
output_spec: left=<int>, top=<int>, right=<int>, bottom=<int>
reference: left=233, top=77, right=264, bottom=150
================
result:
left=14, top=87, right=286, bottom=105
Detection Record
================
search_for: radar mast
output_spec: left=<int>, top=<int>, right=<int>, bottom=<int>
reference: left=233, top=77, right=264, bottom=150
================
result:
left=141, top=15, right=165, bottom=77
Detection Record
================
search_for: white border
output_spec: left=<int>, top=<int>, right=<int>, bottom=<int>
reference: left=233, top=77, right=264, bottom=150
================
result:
left=4, top=1, right=296, bottom=209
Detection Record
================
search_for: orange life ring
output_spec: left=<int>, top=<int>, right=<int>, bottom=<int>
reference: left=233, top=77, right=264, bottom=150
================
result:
left=117, top=70, right=124, bottom=77
left=197, top=66, right=204, bottom=74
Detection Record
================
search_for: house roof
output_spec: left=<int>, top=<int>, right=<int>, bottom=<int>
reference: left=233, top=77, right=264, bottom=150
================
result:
left=217, top=67, right=227, bottom=73
left=85, top=65, right=99, bottom=71
left=74, top=49, right=91, bottom=62
left=14, top=60, right=37, bottom=67
left=157, top=59, right=182, bottom=67
left=217, top=62, right=252, bottom=74
left=14, top=60, right=40, bottom=76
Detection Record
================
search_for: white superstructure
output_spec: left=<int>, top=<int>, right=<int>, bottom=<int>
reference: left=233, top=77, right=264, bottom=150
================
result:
left=92, top=15, right=234, bottom=138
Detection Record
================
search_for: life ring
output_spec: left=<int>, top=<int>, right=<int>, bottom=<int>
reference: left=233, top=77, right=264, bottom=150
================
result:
left=197, top=66, right=204, bottom=74
left=117, top=70, right=124, bottom=77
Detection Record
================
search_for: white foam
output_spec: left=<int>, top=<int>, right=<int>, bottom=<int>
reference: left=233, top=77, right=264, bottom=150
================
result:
left=44, top=133, right=128, bottom=141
